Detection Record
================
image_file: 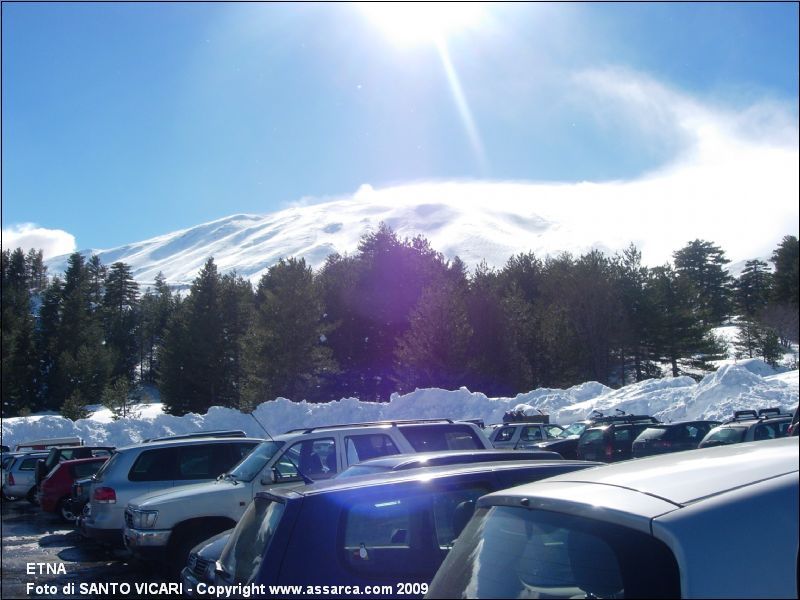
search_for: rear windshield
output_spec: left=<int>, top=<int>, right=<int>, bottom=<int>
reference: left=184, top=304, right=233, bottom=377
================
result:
left=219, top=495, right=285, bottom=584
left=702, top=427, right=746, bottom=446
left=93, top=452, right=119, bottom=482
left=399, top=425, right=484, bottom=452
left=557, top=423, right=587, bottom=438
left=636, top=427, right=668, bottom=440
left=427, top=505, right=680, bottom=599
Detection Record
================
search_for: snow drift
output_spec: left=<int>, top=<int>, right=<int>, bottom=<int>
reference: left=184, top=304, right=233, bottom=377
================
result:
left=2, top=363, right=796, bottom=451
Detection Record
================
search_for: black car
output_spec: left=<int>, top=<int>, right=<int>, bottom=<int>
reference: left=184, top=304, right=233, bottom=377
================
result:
left=213, top=460, right=601, bottom=598
left=631, top=420, right=721, bottom=458
left=534, top=413, right=659, bottom=459
left=577, top=419, right=659, bottom=462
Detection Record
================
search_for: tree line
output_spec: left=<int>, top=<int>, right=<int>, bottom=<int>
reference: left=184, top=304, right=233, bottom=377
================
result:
left=2, top=228, right=798, bottom=418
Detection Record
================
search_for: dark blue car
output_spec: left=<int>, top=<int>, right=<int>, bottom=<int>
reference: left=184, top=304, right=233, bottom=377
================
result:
left=213, top=460, right=601, bottom=598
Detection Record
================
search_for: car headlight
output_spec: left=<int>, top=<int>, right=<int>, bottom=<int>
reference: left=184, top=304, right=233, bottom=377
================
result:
left=130, top=509, right=159, bottom=529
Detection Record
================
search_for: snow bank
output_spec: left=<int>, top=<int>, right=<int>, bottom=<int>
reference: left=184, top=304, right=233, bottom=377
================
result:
left=2, top=365, right=797, bottom=450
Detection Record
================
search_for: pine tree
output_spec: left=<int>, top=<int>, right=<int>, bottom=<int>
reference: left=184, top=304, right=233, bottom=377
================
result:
left=394, top=279, right=473, bottom=392
left=61, top=390, right=89, bottom=421
left=242, top=258, right=334, bottom=407
left=101, top=377, right=136, bottom=420
left=102, top=262, right=140, bottom=382
left=138, top=273, right=173, bottom=383
left=646, top=265, right=714, bottom=377
left=756, top=327, right=783, bottom=368
left=673, top=239, right=734, bottom=325
left=770, top=235, right=799, bottom=307
left=733, top=319, right=760, bottom=360
left=735, top=259, right=773, bottom=318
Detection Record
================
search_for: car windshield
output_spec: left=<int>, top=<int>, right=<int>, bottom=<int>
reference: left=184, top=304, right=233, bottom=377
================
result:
left=219, top=495, right=286, bottom=584
left=226, top=441, right=283, bottom=482
left=556, top=423, right=586, bottom=438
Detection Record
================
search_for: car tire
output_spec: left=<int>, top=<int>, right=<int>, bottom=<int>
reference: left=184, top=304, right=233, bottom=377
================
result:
left=1, top=488, right=18, bottom=502
left=58, top=497, right=78, bottom=522
left=26, top=486, right=38, bottom=505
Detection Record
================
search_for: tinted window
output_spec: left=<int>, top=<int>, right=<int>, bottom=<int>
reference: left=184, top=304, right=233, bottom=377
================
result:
left=343, top=495, right=417, bottom=577
left=432, top=487, right=488, bottom=549
left=400, top=425, right=484, bottom=451
left=129, top=448, right=177, bottom=481
left=703, top=427, right=746, bottom=446
left=494, top=427, right=515, bottom=442
left=276, top=438, right=337, bottom=480
left=613, top=428, right=632, bottom=442
left=19, top=458, right=42, bottom=470
left=579, top=429, right=606, bottom=444
left=428, top=506, right=680, bottom=599
left=72, top=461, right=105, bottom=479
left=521, top=427, right=543, bottom=441
left=220, top=496, right=285, bottom=584
left=176, top=445, right=214, bottom=480
left=344, top=434, right=400, bottom=465
left=636, top=427, right=667, bottom=440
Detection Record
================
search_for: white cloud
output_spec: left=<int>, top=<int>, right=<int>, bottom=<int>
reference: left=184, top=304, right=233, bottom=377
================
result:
left=2, top=224, right=76, bottom=259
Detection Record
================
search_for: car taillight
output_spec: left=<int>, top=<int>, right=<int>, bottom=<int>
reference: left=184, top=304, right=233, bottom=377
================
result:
left=605, top=442, right=614, bottom=458
left=8, top=473, right=15, bottom=486
left=93, top=487, right=116, bottom=504
left=654, top=440, right=672, bottom=448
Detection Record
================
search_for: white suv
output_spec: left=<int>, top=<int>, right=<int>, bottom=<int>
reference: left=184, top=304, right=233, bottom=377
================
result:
left=123, top=419, right=490, bottom=575
left=81, top=434, right=261, bottom=548
left=427, top=437, right=799, bottom=599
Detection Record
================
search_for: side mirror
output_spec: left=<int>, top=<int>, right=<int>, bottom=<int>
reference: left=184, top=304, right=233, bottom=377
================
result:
left=261, top=467, right=280, bottom=485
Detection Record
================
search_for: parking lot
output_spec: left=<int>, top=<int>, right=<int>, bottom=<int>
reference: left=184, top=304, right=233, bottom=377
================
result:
left=1, top=499, right=170, bottom=600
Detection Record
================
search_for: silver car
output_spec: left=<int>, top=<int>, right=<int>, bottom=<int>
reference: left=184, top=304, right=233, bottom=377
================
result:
left=82, top=436, right=261, bottom=548
left=1, top=452, right=49, bottom=502
left=490, top=422, right=565, bottom=449
left=428, top=437, right=799, bottom=599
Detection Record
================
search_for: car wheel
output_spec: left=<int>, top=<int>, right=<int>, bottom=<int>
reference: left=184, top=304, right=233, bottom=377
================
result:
left=59, top=498, right=78, bottom=522
left=26, top=486, right=38, bottom=505
left=1, top=488, right=18, bottom=502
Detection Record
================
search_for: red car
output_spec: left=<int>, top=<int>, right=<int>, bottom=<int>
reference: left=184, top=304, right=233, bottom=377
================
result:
left=38, top=456, right=108, bottom=521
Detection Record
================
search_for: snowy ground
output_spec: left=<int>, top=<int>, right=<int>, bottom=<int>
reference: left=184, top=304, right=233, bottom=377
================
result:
left=2, top=360, right=797, bottom=451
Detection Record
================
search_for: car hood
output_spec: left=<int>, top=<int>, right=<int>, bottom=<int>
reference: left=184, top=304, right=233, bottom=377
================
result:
left=128, top=479, right=247, bottom=509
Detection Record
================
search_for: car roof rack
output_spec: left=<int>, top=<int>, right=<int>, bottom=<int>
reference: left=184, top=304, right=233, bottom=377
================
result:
left=141, top=430, right=248, bottom=443
left=589, top=411, right=659, bottom=425
left=284, top=418, right=455, bottom=435
left=730, top=410, right=759, bottom=422
left=757, top=408, right=791, bottom=419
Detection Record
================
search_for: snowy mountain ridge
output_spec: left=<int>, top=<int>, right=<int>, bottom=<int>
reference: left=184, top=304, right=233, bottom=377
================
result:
left=44, top=182, right=779, bottom=288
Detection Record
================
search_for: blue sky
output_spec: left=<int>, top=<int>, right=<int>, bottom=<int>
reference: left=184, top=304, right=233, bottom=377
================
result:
left=2, top=2, right=798, bottom=257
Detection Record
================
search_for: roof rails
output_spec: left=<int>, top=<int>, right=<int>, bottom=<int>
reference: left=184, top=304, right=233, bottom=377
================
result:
left=589, top=410, right=659, bottom=425
left=503, top=409, right=549, bottom=424
left=727, top=409, right=792, bottom=423
left=141, top=430, right=248, bottom=443
left=283, top=418, right=455, bottom=435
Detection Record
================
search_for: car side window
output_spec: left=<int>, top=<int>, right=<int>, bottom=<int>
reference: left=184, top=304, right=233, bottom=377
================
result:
left=754, top=424, right=775, bottom=441
left=613, top=428, right=631, bottom=442
left=684, top=425, right=699, bottom=439
left=400, top=425, right=484, bottom=451
left=521, top=427, right=543, bottom=441
left=276, top=438, right=337, bottom=480
left=344, top=434, right=400, bottom=465
left=342, top=495, right=421, bottom=578
left=19, top=458, right=40, bottom=470
left=432, top=486, right=489, bottom=549
left=129, top=448, right=177, bottom=482
left=494, top=427, right=515, bottom=442
left=175, top=444, right=217, bottom=480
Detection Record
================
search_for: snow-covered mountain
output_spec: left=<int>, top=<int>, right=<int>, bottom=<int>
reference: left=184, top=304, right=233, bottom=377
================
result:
left=44, top=182, right=788, bottom=289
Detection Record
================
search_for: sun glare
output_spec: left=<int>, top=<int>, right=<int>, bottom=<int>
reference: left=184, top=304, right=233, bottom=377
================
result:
left=359, top=2, right=485, bottom=46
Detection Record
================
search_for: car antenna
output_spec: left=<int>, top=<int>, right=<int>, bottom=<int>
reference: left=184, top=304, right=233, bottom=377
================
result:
left=248, top=412, right=314, bottom=485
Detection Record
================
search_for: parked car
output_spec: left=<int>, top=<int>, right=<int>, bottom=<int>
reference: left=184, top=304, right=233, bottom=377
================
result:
left=37, top=456, right=108, bottom=521
left=212, top=459, right=601, bottom=596
left=1, top=452, right=25, bottom=501
left=80, top=433, right=261, bottom=548
left=181, top=529, right=233, bottom=597
left=35, top=445, right=114, bottom=488
left=337, top=449, right=562, bottom=478
left=123, top=419, right=492, bottom=576
left=427, top=437, right=799, bottom=599
left=489, top=422, right=565, bottom=449
left=631, top=420, right=721, bottom=458
left=68, top=475, right=95, bottom=526
left=786, top=406, right=798, bottom=436
left=533, top=413, right=659, bottom=459
left=698, top=408, right=793, bottom=449
left=577, top=418, right=660, bottom=462
left=1, top=452, right=48, bottom=502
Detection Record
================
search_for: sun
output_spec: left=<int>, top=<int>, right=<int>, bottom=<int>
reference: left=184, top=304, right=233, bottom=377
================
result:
left=359, top=2, right=486, bottom=46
